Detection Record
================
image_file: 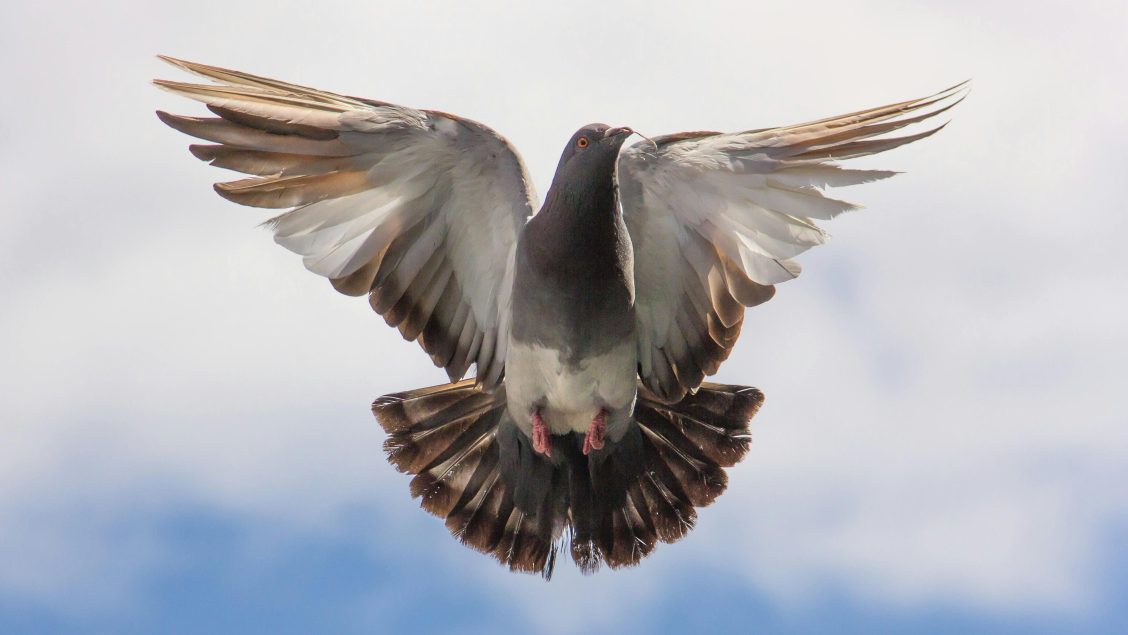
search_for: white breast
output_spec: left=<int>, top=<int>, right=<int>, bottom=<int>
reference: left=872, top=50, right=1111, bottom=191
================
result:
left=504, top=340, right=638, bottom=435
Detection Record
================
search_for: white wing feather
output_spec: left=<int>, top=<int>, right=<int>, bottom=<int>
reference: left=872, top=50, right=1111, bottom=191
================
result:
left=619, top=82, right=968, bottom=401
left=155, top=56, right=537, bottom=387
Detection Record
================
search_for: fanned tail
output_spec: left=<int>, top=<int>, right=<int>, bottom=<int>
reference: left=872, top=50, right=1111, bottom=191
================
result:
left=574, top=381, right=765, bottom=571
left=373, top=380, right=563, bottom=578
left=372, top=379, right=765, bottom=577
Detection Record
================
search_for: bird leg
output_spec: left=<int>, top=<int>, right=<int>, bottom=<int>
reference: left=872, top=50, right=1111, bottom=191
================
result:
left=532, top=408, right=552, bottom=457
left=583, top=408, right=607, bottom=455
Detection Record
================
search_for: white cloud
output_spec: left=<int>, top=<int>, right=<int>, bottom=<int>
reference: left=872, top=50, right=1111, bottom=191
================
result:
left=1, top=0, right=1126, bottom=623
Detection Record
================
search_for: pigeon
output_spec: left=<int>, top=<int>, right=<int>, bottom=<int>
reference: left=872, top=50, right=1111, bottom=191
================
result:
left=154, top=56, right=966, bottom=578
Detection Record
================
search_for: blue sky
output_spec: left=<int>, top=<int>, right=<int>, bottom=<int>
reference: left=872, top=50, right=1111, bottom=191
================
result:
left=3, top=507, right=1126, bottom=634
left=2, top=1, right=1127, bottom=633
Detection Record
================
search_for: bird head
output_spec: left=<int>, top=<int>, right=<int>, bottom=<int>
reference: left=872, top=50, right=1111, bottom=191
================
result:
left=552, top=123, right=634, bottom=188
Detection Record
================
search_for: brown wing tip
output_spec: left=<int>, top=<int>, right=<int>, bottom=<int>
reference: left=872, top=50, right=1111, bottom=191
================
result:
left=151, top=78, right=189, bottom=94
left=941, top=78, right=973, bottom=97
left=187, top=144, right=218, bottom=162
left=155, top=55, right=222, bottom=80
left=154, top=109, right=176, bottom=126
left=155, top=53, right=186, bottom=68
left=211, top=181, right=242, bottom=204
left=153, top=109, right=202, bottom=135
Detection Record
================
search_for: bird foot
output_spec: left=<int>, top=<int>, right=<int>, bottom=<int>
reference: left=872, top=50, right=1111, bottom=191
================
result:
left=583, top=409, right=607, bottom=455
left=532, top=409, right=552, bottom=457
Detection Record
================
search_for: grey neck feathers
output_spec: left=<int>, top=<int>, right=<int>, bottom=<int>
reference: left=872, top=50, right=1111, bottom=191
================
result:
left=532, top=172, right=620, bottom=256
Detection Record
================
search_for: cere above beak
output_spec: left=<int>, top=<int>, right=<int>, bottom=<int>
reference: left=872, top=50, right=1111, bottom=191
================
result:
left=604, top=126, right=633, bottom=138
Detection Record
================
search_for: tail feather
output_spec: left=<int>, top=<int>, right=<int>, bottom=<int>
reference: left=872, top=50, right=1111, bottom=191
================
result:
left=375, top=381, right=561, bottom=578
left=636, top=408, right=728, bottom=507
left=371, top=379, right=765, bottom=577
left=640, top=467, right=696, bottom=543
left=406, top=412, right=495, bottom=518
left=377, top=380, right=496, bottom=475
left=652, top=384, right=761, bottom=467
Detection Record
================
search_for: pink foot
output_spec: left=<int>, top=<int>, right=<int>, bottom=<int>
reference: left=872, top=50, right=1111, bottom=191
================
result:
left=532, top=409, right=552, bottom=457
left=583, top=409, right=607, bottom=455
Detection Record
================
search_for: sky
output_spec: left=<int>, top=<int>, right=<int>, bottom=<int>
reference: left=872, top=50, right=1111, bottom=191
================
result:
left=2, top=1, right=1127, bottom=633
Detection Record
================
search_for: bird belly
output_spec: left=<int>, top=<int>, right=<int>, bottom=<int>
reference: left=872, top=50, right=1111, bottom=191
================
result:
left=505, top=339, right=637, bottom=435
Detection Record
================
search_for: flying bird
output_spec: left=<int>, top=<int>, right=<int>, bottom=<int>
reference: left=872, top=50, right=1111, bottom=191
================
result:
left=154, top=56, right=966, bottom=578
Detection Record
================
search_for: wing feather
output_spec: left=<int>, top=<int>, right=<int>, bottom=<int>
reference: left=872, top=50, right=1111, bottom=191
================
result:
left=620, top=82, right=967, bottom=400
left=156, top=56, right=537, bottom=386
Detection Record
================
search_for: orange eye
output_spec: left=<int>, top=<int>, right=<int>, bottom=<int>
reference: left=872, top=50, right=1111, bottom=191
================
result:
left=576, top=136, right=589, bottom=148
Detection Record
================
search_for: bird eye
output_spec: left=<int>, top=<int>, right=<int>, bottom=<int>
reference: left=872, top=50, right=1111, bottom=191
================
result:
left=576, top=137, right=589, bottom=149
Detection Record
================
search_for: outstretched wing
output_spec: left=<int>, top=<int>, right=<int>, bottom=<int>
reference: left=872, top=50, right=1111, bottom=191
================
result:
left=619, top=82, right=968, bottom=401
left=155, top=56, right=538, bottom=387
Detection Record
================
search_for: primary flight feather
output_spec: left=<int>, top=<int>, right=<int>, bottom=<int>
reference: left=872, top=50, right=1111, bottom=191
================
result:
left=155, top=56, right=966, bottom=578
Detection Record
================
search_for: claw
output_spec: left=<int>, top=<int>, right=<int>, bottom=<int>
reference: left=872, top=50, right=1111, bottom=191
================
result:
left=583, top=409, right=607, bottom=455
left=532, top=409, right=552, bottom=457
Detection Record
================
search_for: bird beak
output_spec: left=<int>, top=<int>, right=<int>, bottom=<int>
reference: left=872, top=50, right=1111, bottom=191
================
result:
left=604, top=126, right=633, bottom=139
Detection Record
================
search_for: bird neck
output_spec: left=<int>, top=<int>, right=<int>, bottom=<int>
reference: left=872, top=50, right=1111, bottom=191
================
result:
left=538, top=176, right=619, bottom=234
left=526, top=176, right=625, bottom=277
